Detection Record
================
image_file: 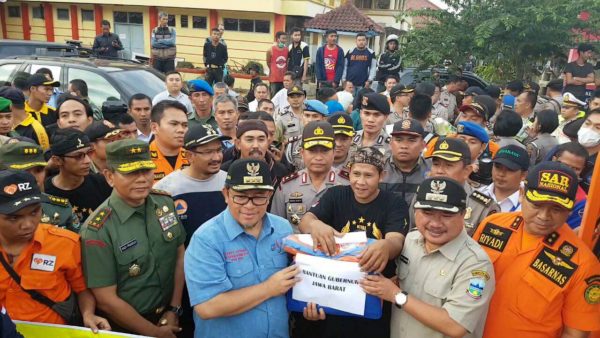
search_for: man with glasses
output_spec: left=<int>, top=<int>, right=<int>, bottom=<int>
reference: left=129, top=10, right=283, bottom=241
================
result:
left=185, top=158, right=297, bottom=338
left=44, top=128, right=112, bottom=230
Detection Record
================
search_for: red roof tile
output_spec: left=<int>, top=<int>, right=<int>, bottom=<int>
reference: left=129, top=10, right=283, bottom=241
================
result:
left=304, top=2, right=384, bottom=34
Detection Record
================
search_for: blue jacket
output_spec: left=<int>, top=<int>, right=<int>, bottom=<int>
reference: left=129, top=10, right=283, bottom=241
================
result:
left=315, top=45, right=344, bottom=83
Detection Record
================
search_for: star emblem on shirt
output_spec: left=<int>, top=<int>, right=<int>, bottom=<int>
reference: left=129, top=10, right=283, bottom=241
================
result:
left=358, top=217, right=365, bottom=223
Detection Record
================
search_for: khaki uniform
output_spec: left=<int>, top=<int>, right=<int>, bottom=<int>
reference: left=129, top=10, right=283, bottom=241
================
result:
left=438, top=89, right=457, bottom=121
left=284, top=136, right=304, bottom=172
left=275, top=108, right=303, bottom=142
left=41, top=194, right=77, bottom=232
left=271, top=168, right=350, bottom=232
left=350, top=129, right=391, bottom=159
left=386, top=107, right=409, bottom=125
left=525, top=133, right=558, bottom=166
left=391, top=230, right=495, bottom=338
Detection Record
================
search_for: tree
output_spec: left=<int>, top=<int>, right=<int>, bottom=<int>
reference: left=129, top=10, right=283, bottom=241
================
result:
left=401, top=0, right=600, bottom=83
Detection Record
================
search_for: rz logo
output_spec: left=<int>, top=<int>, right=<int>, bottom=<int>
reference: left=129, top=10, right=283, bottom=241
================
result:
left=17, top=182, right=31, bottom=192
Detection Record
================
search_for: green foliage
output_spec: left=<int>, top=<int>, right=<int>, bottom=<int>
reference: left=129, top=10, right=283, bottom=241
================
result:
left=242, top=61, right=265, bottom=75
left=401, top=0, right=600, bottom=83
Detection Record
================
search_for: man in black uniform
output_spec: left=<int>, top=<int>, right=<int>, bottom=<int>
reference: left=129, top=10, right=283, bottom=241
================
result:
left=92, top=20, right=124, bottom=58
left=203, top=27, right=228, bottom=85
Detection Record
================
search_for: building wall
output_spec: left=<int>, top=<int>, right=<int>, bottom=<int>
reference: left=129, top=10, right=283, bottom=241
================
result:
left=5, top=4, right=24, bottom=39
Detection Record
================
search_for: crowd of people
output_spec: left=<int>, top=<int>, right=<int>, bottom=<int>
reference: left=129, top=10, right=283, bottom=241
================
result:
left=0, top=23, right=599, bottom=338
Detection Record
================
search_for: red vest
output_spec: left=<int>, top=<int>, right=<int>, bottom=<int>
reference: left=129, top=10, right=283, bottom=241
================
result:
left=269, top=44, right=288, bottom=83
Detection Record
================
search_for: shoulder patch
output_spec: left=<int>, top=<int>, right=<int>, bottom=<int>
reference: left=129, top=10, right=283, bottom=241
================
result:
left=338, top=168, right=350, bottom=180
left=150, top=189, right=172, bottom=196
left=282, top=172, right=300, bottom=184
left=471, top=190, right=492, bottom=206
left=87, top=207, right=112, bottom=231
left=45, top=194, right=70, bottom=207
left=47, top=225, right=79, bottom=243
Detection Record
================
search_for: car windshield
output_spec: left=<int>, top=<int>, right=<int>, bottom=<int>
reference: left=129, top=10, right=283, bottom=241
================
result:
left=107, top=69, right=165, bottom=98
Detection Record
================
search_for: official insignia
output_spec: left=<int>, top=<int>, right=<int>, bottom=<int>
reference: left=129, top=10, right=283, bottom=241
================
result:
left=457, top=124, right=465, bottom=133
left=585, top=285, right=600, bottom=304
left=290, top=191, right=303, bottom=198
left=119, top=239, right=138, bottom=253
left=401, top=119, right=411, bottom=129
left=439, top=140, right=449, bottom=150
left=337, top=116, right=346, bottom=124
left=543, top=231, right=560, bottom=245
left=162, top=205, right=169, bottom=213
left=477, top=223, right=512, bottom=252
left=88, top=207, right=111, bottom=230
left=559, top=243, right=575, bottom=258
left=247, top=163, right=260, bottom=176
left=174, top=199, right=188, bottom=216
left=150, top=150, right=158, bottom=158
left=362, top=96, right=369, bottom=107
left=167, top=231, right=174, bottom=239
left=52, top=212, right=60, bottom=222
left=466, top=278, right=486, bottom=300
left=471, top=191, right=492, bottom=206
left=430, top=180, right=446, bottom=194
left=244, top=162, right=263, bottom=184
left=23, top=147, right=39, bottom=154
left=464, top=207, right=472, bottom=220
left=3, top=184, right=17, bottom=195
left=202, top=124, right=217, bottom=135
left=159, top=212, right=178, bottom=231
left=41, top=214, right=50, bottom=223
left=128, top=263, right=141, bottom=277
left=156, top=208, right=164, bottom=217
left=129, top=147, right=142, bottom=154
left=314, top=127, right=324, bottom=136
left=76, top=138, right=84, bottom=148
left=291, top=214, right=301, bottom=225
left=531, top=247, right=578, bottom=287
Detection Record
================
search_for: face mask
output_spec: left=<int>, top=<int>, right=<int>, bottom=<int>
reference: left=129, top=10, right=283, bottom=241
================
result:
left=578, top=127, right=600, bottom=147
left=278, top=42, right=285, bottom=48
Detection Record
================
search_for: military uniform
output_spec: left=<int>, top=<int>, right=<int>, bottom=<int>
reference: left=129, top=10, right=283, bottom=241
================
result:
left=463, top=183, right=500, bottom=235
left=525, top=133, right=558, bottom=166
left=41, top=194, right=76, bottom=231
left=275, top=107, right=303, bottom=142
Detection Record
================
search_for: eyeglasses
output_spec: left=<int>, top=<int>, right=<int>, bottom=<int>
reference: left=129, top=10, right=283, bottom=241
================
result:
left=62, top=149, right=93, bottom=161
left=187, top=147, right=223, bottom=156
left=231, top=195, right=269, bottom=206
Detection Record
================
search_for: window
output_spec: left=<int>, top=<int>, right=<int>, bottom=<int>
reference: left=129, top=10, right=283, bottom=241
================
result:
left=129, top=12, right=143, bottom=24
left=32, top=6, right=44, bottom=19
left=192, top=16, right=207, bottom=29
left=168, top=14, right=175, bottom=27
left=224, top=18, right=270, bottom=33
left=0, top=64, right=18, bottom=83
left=354, top=0, right=373, bottom=8
left=7, top=6, right=21, bottom=18
left=114, top=12, right=143, bottom=24
left=181, top=15, right=188, bottom=28
left=68, top=68, right=121, bottom=109
left=56, top=8, right=69, bottom=20
left=375, top=0, right=390, bottom=9
left=81, top=9, right=94, bottom=22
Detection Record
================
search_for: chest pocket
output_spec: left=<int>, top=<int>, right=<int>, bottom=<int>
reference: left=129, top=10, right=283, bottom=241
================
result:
left=225, top=258, right=255, bottom=289
left=115, top=246, right=148, bottom=279
left=21, top=270, right=59, bottom=292
left=515, top=268, right=563, bottom=322
left=423, top=267, right=454, bottom=305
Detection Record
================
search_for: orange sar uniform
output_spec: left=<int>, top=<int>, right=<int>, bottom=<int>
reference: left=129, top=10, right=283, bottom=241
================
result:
left=149, top=140, right=189, bottom=182
left=0, top=223, right=86, bottom=324
left=473, top=212, right=600, bottom=337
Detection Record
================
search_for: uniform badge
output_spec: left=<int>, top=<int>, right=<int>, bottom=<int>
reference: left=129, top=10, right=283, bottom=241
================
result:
left=174, top=199, right=188, bottom=216
left=31, top=254, right=56, bottom=272
left=464, top=207, right=472, bottom=220
left=559, top=242, right=576, bottom=258
left=156, top=208, right=164, bottom=217
left=128, top=263, right=141, bottom=277
left=119, top=239, right=138, bottom=253
left=401, top=119, right=411, bottom=129
left=466, top=277, right=486, bottom=300
left=159, top=212, right=178, bottom=231
left=41, top=214, right=50, bottom=223
left=162, top=205, right=169, bottom=213
left=52, top=212, right=60, bottom=223
left=584, top=284, right=600, bottom=304
left=290, top=191, right=303, bottom=198
left=166, top=231, right=174, bottom=239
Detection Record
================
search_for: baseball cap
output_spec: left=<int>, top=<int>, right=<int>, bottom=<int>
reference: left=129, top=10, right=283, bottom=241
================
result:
left=456, top=121, right=489, bottom=143
left=27, top=74, right=59, bottom=88
left=0, top=142, right=47, bottom=170
left=427, top=137, right=471, bottom=163
left=84, top=121, right=122, bottom=142
left=0, top=98, right=10, bottom=113
left=304, top=99, right=329, bottom=116
left=493, top=145, right=529, bottom=171
left=414, top=177, right=467, bottom=213
left=0, top=170, right=49, bottom=214
left=349, top=146, right=385, bottom=171
left=50, top=128, right=91, bottom=156
left=188, top=79, right=214, bottom=95
left=327, top=113, right=355, bottom=137
left=287, top=85, right=306, bottom=97
left=391, top=118, right=425, bottom=138
left=473, top=95, right=496, bottom=121
left=464, top=86, right=485, bottom=97
left=106, top=139, right=157, bottom=173
left=0, top=86, right=25, bottom=105
left=184, top=124, right=231, bottom=149
left=302, top=121, right=334, bottom=150
left=524, top=162, right=578, bottom=210
left=236, top=120, right=268, bottom=139
left=225, top=158, right=274, bottom=191
left=459, top=102, right=487, bottom=120
left=362, top=92, right=390, bottom=115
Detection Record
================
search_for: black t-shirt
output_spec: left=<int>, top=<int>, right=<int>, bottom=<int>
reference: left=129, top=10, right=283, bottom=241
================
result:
left=564, top=61, right=594, bottom=99
left=164, top=155, right=178, bottom=169
left=44, top=173, right=112, bottom=229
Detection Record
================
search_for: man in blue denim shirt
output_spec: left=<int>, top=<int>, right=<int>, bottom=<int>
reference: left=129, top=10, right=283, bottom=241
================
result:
left=185, top=158, right=298, bottom=338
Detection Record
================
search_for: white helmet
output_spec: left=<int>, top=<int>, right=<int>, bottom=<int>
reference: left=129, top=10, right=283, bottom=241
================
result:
left=386, top=34, right=399, bottom=44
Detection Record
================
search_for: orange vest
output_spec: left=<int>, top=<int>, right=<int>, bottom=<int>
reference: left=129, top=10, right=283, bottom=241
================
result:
left=149, top=140, right=189, bottom=182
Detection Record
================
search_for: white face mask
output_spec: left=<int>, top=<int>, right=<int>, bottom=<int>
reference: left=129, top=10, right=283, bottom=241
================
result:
left=578, top=127, right=600, bottom=147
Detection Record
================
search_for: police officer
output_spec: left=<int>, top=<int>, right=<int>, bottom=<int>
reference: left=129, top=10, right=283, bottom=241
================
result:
left=473, top=162, right=600, bottom=337
left=284, top=100, right=330, bottom=171
left=418, top=137, right=499, bottom=235
left=362, top=177, right=495, bottom=338
left=275, top=84, right=306, bottom=142
left=387, top=84, right=414, bottom=124
left=272, top=121, right=349, bottom=231
left=455, top=121, right=493, bottom=188
left=0, top=141, right=75, bottom=231
left=327, top=113, right=355, bottom=170
left=80, top=139, right=186, bottom=338
left=351, top=92, right=391, bottom=159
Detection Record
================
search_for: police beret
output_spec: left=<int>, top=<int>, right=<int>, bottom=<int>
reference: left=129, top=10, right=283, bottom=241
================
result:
left=361, top=93, right=390, bottom=115
left=304, top=99, right=329, bottom=116
left=188, top=79, right=214, bottom=95
left=456, top=121, right=489, bottom=143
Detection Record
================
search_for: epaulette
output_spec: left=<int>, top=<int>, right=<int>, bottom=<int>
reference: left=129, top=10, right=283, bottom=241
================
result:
left=338, top=168, right=350, bottom=180
left=470, top=190, right=493, bottom=206
left=287, top=135, right=301, bottom=144
left=150, top=189, right=172, bottom=196
left=87, top=207, right=111, bottom=231
left=281, top=172, right=300, bottom=184
left=47, top=225, right=79, bottom=242
left=45, top=194, right=70, bottom=207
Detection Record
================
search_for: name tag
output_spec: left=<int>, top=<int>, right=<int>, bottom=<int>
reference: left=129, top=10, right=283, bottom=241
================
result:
left=159, top=212, right=178, bottom=231
left=477, top=223, right=512, bottom=252
left=31, top=253, right=56, bottom=272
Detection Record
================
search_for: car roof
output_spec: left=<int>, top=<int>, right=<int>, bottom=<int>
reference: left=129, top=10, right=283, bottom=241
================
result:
left=0, top=39, right=74, bottom=47
left=0, top=55, right=150, bottom=72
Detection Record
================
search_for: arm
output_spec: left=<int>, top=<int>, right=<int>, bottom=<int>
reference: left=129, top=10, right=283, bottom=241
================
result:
left=334, top=47, right=345, bottom=84
left=266, top=48, right=272, bottom=69
left=150, top=29, right=158, bottom=48
left=359, top=232, right=405, bottom=272
left=160, top=28, right=177, bottom=47
left=203, top=42, right=208, bottom=66
left=92, top=37, right=103, bottom=53
left=315, top=47, right=324, bottom=81
left=170, top=245, right=185, bottom=308
left=78, top=289, right=111, bottom=333
left=368, top=54, right=377, bottom=82
left=341, top=52, right=348, bottom=82
left=560, top=327, right=590, bottom=338
left=573, top=72, right=595, bottom=85
left=223, top=44, right=228, bottom=64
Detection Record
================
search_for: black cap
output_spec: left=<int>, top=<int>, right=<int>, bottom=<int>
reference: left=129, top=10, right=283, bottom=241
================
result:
left=302, top=121, right=334, bottom=149
left=459, top=102, right=487, bottom=120
left=0, top=170, right=49, bottom=214
left=236, top=120, right=268, bottom=139
left=391, top=118, right=424, bottom=137
left=327, top=113, right=355, bottom=137
left=493, top=145, right=529, bottom=171
left=414, top=177, right=467, bottom=213
left=473, top=95, right=496, bottom=121
left=524, top=162, right=578, bottom=210
left=485, top=85, right=501, bottom=99
left=225, top=159, right=274, bottom=191
left=361, top=92, right=390, bottom=115
left=0, top=86, right=25, bottom=105
left=506, top=80, right=524, bottom=93
left=50, top=128, right=90, bottom=156
left=184, top=124, right=231, bottom=149
left=563, top=118, right=585, bottom=139
left=84, top=121, right=122, bottom=142
left=427, top=137, right=471, bottom=163
left=390, top=84, right=415, bottom=98
left=546, top=79, right=563, bottom=92
left=464, top=86, right=485, bottom=96
left=27, top=74, right=59, bottom=88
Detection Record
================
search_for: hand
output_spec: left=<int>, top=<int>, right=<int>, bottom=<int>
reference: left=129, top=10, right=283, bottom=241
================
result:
left=309, top=220, right=342, bottom=256
left=359, top=239, right=389, bottom=273
left=102, top=119, right=116, bottom=128
left=471, top=161, right=479, bottom=173
left=82, top=313, right=111, bottom=333
left=265, top=265, right=300, bottom=297
left=158, top=311, right=179, bottom=329
left=360, top=274, right=400, bottom=303
left=154, top=324, right=180, bottom=338
left=268, top=146, right=283, bottom=163
left=303, top=302, right=326, bottom=321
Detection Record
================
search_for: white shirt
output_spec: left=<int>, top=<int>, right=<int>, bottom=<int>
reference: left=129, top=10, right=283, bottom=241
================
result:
left=152, top=90, right=194, bottom=113
left=336, top=91, right=354, bottom=111
left=137, top=129, right=153, bottom=143
left=271, top=88, right=289, bottom=114
left=249, top=99, right=259, bottom=112
left=478, top=182, right=522, bottom=212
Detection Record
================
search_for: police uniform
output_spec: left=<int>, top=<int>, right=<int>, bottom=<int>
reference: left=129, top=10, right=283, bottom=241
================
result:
left=80, top=139, right=186, bottom=330
left=275, top=85, right=306, bottom=142
left=525, top=133, right=558, bottom=166
left=328, top=113, right=356, bottom=171
left=473, top=162, right=600, bottom=338
left=351, top=92, right=392, bottom=158
left=387, top=85, right=414, bottom=125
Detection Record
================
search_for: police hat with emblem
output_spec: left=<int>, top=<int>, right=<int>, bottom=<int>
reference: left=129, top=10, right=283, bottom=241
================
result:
left=0, top=142, right=46, bottom=170
left=288, top=85, right=306, bottom=97
left=327, top=113, right=355, bottom=137
left=414, top=177, right=467, bottom=213
left=493, top=145, right=529, bottom=171
left=225, top=158, right=274, bottom=191
left=50, top=128, right=91, bottom=156
left=456, top=121, right=489, bottom=143
left=459, top=102, right=488, bottom=120
left=27, top=74, right=59, bottom=88
left=0, top=170, right=49, bottom=214
left=349, top=146, right=385, bottom=171
left=391, top=118, right=425, bottom=138
left=184, top=123, right=231, bottom=149
left=464, top=86, right=485, bottom=97
left=84, top=121, right=122, bottom=143
left=389, top=84, right=415, bottom=100
left=106, top=139, right=157, bottom=174
left=0, top=97, right=10, bottom=113
left=562, top=92, right=585, bottom=109
left=524, top=162, right=578, bottom=210
left=304, top=99, right=329, bottom=116
left=302, top=121, right=334, bottom=150
left=188, top=79, right=214, bottom=96
left=362, top=92, right=391, bottom=115
left=427, top=137, right=472, bottom=163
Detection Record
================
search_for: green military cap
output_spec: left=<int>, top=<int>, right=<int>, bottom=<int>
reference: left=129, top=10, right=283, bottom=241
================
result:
left=106, top=139, right=156, bottom=173
left=0, top=141, right=47, bottom=170
left=0, top=97, right=11, bottom=113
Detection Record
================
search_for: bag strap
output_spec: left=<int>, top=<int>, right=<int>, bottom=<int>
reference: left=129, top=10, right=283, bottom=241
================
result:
left=0, top=253, right=57, bottom=309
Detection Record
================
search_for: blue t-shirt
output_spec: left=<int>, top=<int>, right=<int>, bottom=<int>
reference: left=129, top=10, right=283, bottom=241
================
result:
left=345, top=48, right=375, bottom=86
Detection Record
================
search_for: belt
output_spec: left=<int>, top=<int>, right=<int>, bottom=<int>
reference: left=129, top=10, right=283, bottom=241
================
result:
left=208, top=65, right=223, bottom=69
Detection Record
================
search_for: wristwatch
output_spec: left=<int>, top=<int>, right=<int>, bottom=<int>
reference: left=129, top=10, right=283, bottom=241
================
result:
left=394, top=291, right=409, bottom=309
left=167, top=305, right=183, bottom=317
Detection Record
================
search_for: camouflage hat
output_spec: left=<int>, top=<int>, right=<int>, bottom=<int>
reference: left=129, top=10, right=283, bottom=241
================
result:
left=106, top=139, right=156, bottom=173
left=0, top=141, right=47, bottom=170
left=349, top=146, right=385, bottom=171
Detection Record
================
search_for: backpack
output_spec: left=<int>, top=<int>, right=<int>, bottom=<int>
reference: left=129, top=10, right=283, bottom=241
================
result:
left=534, top=95, right=560, bottom=114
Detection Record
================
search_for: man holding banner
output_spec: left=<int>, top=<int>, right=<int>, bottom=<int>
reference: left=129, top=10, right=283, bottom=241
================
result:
left=361, top=177, right=495, bottom=338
